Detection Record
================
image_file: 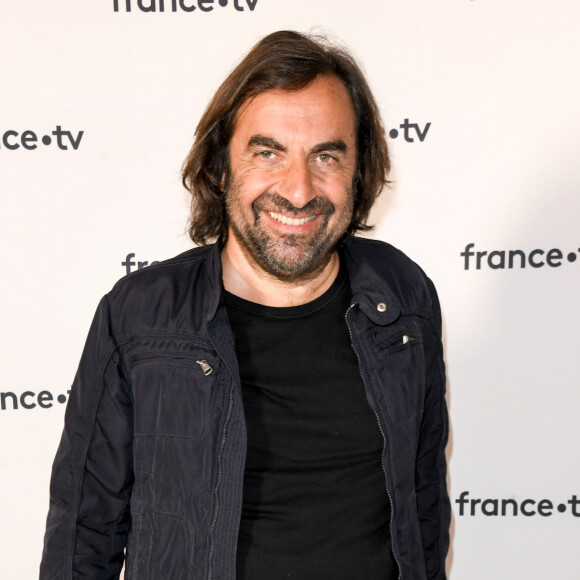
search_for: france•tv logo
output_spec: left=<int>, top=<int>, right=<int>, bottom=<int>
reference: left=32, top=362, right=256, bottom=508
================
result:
left=0, top=126, right=83, bottom=151
left=460, top=243, right=580, bottom=270
left=113, top=0, right=259, bottom=12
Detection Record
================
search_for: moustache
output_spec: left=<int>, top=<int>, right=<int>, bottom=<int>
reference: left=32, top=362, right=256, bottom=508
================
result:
left=252, top=191, right=335, bottom=218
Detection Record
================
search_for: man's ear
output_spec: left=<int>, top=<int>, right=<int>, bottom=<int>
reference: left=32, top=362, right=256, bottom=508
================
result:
left=219, top=162, right=231, bottom=193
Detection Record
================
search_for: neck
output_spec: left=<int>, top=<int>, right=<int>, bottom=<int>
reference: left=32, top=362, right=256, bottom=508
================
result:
left=221, top=238, right=340, bottom=307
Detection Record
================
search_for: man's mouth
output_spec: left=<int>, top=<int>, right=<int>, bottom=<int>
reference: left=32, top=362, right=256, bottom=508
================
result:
left=267, top=212, right=317, bottom=226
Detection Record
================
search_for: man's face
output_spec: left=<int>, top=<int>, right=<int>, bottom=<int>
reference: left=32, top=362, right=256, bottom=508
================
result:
left=225, top=74, right=357, bottom=282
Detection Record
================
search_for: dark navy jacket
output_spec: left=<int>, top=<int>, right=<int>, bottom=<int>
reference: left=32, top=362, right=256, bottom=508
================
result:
left=41, top=237, right=450, bottom=580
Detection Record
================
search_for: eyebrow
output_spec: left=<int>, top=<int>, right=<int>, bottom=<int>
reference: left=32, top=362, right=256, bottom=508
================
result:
left=247, top=135, right=348, bottom=156
left=248, top=135, right=287, bottom=152
left=310, top=140, right=348, bottom=155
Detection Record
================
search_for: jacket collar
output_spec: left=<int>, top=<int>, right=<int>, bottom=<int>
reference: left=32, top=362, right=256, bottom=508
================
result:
left=204, top=239, right=225, bottom=322
left=205, top=237, right=401, bottom=326
left=342, top=240, right=401, bottom=326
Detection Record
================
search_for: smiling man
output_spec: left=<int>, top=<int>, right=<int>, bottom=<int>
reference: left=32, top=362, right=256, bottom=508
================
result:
left=223, top=74, right=356, bottom=300
left=41, top=31, right=450, bottom=580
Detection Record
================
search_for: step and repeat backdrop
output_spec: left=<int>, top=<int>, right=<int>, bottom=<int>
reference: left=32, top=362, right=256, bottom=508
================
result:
left=1, top=1, right=579, bottom=578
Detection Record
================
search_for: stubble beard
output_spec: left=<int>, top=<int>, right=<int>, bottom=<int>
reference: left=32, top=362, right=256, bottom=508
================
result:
left=226, top=183, right=354, bottom=283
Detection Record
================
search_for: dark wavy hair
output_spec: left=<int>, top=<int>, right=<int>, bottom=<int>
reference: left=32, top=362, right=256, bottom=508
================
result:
left=182, top=30, right=390, bottom=245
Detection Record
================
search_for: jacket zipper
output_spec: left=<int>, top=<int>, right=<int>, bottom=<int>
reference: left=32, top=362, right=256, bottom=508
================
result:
left=130, top=352, right=215, bottom=371
left=345, top=304, right=402, bottom=580
left=196, top=360, right=213, bottom=376
left=377, top=331, right=423, bottom=352
left=207, top=382, right=235, bottom=580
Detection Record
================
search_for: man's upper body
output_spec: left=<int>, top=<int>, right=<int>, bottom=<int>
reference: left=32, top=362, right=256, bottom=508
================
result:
left=41, top=30, right=450, bottom=579
left=40, top=239, right=449, bottom=580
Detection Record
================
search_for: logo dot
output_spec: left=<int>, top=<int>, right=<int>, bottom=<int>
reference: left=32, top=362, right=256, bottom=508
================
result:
left=219, top=0, right=227, bottom=5
left=566, top=252, right=577, bottom=263
left=389, top=128, right=399, bottom=139
left=558, top=503, right=566, bottom=513
left=57, top=394, right=67, bottom=404
left=42, top=135, right=51, bottom=146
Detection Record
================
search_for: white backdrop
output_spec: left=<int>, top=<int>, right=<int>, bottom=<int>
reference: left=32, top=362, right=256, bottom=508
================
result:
left=1, top=1, right=579, bottom=578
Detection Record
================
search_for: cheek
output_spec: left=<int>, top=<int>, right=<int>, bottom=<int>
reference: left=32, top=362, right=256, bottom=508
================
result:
left=325, top=178, right=354, bottom=212
left=234, top=166, right=278, bottom=199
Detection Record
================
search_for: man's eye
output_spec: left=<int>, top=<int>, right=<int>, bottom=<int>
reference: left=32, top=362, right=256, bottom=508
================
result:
left=318, top=153, right=335, bottom=164
left=257, top=150, right=276, bottom=160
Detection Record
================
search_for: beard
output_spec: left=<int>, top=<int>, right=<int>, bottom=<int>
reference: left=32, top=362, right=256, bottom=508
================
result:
left=225, top=182, right=354, bottom=282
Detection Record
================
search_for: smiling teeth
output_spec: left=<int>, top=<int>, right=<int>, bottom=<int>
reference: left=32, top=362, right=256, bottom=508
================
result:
left=268, top=212, right=316, bottom=226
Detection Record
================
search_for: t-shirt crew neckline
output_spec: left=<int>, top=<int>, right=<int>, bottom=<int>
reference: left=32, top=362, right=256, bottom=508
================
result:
left=223, top=255, right=348, bottom=319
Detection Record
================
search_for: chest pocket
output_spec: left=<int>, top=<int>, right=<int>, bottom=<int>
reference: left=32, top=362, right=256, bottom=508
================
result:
left=125, top=335, right=223, bottom=485
left=370, top=326, right=426, bottom=425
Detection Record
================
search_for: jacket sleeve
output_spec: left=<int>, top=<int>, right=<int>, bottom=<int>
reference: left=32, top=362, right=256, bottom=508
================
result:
left=40, top=295, right=134, bottom=580
left=415, top=278, right=450, bottom=580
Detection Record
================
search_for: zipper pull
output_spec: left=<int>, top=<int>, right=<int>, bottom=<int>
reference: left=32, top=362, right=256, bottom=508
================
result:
left=402, top=335, right=414, bottom=345
left=196, top=360, right=213, bottom=376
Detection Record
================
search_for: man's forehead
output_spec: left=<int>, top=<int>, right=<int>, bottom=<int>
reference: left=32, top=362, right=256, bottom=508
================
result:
left=232, top=75, right=356, bottom=142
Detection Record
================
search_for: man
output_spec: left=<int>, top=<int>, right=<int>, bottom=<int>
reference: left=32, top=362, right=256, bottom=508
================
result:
left=41, top=31, right=449, bottom=580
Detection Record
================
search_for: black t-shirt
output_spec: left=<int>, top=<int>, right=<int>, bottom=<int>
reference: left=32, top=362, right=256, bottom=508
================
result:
left=225, top=261, right=397, bottom=579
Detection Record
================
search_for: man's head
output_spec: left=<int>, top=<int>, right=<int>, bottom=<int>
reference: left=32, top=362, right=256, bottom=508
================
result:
left=225, top=74, right=357, bottom=281
left=182, top=30, right=390, bottom=253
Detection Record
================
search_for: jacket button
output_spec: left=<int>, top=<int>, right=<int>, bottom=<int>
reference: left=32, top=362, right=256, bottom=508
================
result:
left=377, top=302, right=387, bottom=313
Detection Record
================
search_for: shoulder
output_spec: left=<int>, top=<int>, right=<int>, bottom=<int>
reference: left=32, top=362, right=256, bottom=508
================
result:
left=110, top=245, right=213, bottom=297
left=344, top=237, right=430, bottom=287
left=344, top=237, right=438, bottom=318
left=105, top=244, right=220, bottom=340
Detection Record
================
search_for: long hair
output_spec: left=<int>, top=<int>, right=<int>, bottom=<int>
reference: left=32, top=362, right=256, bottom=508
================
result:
left=182, top=30, right=390, bottom=245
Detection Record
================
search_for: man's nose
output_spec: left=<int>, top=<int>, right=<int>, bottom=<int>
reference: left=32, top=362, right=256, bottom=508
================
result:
left=278, top=159, right=316, bottom=210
